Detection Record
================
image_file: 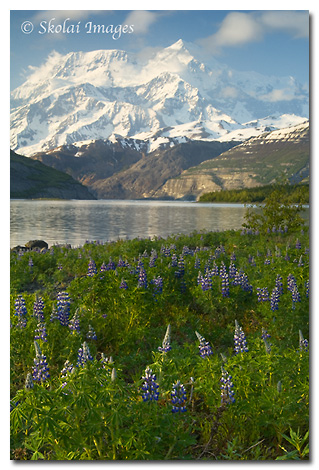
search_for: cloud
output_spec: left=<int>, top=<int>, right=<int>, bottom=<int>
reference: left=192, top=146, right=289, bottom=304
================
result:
left=123, top=10, right=158, bottom=35
left=260, top=11, right=309, bottom=38
left=201, top=12, right=263, bottom=51
left=221, top=86, right=239, bottom=99
left=32, top=10, right=107, bottom=23
left=260, top=88, right=297, bottom=102
left=198, top=10, right=309, bottom=53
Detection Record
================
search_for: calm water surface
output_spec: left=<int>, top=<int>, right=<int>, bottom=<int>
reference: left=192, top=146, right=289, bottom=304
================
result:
left=10, top=199, right=308, bottom=248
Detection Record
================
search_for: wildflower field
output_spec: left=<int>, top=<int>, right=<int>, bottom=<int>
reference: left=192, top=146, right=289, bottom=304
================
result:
left=10, top=224, right=309, bottom=460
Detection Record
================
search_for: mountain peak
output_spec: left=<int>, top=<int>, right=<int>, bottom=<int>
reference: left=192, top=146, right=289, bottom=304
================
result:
left=168, top=39, right=186, bottom=50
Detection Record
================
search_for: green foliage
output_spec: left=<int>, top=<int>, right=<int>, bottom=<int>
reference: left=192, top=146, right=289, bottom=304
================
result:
left=199, top=183, right=309, bottom=204
left=243, top=186, right=307, bottom=233
left=10, top=227, right=309, bottom=460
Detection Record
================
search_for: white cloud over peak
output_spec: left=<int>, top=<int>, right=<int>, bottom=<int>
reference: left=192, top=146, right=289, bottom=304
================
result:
left=124, top=10, right=158, bottom=35
left=198, top=10, right=309, bottom=53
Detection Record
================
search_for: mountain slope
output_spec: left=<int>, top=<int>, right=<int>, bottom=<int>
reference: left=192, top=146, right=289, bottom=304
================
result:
left=89, top=140, right=239, bottom=199
left=10, top=40, right=308, bottom=156
left=155, top=121, right=309, bottom=200
left=10, top=150, right=96, bottom=199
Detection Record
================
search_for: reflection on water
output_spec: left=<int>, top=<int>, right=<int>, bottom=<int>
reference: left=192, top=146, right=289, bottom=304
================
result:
left=10, top=199, right=309, bottom=248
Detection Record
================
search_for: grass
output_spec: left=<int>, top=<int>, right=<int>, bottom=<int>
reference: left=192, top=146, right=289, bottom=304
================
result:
left=10, top=226, right=309, bottom=460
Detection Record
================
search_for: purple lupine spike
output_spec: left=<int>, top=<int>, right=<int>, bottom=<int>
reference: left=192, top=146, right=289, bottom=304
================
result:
left=221, top=272, right=229, bottom=297
left=220, top=367, right=235, bottom=405
left=32, top=341, right=50, bottom=383
left=33, top=295, right=45, bottom=322
left=87, top=259, right=97, bottom=277
left=270, top=287, right=280, bottom=311
left=141, top=366, right=159, bottom=402
left=77, top=342, right=93, bottom=367
left=86, top=324, right=97, bottom=340
left=195, top=331, right=213, bottom=358
left=151, top=276, right=163, bottom=297
left=57, top=291, right=70, bottom=326
left=14, top=295, right=27, bottom=328
left=171, top=380, right=187, bottom=413
left=68, top=309, right=80, bottom=333
left=234, top=320, right=248, bottom=354
left=138, top=267, right=147, bottom=289
left=34, top=322, right=47, bottom=342
left=158, top=324, right=171, bottom=353
left=119, top=278, right=128, bottom=290
left=299, top=330, right=308, bottom=352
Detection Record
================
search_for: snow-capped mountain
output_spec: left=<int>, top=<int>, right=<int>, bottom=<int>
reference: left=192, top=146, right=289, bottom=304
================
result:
left=10, top=39, right=309, bottom=156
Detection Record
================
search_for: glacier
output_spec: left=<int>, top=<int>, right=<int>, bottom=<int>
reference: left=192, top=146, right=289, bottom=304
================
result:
left=10, top=39, right=309, bottom=156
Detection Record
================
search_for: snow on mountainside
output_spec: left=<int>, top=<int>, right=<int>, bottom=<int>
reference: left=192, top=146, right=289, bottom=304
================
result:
left=10, top=40, right=308, bottom=156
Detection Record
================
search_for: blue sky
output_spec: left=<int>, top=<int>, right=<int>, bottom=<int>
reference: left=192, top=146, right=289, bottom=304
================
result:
left=10, top=9, right=309, bottom=91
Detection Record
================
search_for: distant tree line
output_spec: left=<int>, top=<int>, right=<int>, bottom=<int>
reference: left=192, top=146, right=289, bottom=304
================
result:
left=199, top=183, right=309, bottom=204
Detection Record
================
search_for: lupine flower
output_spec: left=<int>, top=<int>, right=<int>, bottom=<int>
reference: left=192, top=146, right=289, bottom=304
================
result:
left=158, top=324, right=171, bottom=353
left=171, top=380, right=187, bottom=412
left=305, top=279, right=309, bottom=298
left=138, top=267, right=148, bottom=289
left=25, top=372, right=34, bottom=390
left=170, top=253, right=178, bottom=267
left=151, top=276, right=163, bottom=297
left=34, top=322, right=47, bottom=342
left=100, top=262, right=107, bottom=272
left=195, top=331, right=213, bottom=358
left=87, top=324, right=97, bottom=340
left=220, top=367, right=235, bottom=405
left=234, top=320, right=248, bottom=354
left=77, top=342, right=93, bottom=367
left=298, top=255, right=304, bottom=267
left=175, top=255, right=185, bottom=278
left=149, top=254, right=157, bottom=268
left=141, top=366, right=159, bottom=402
left=117, top=256, right=126, bottom=268
left=229, top=262, right=237, bottom=278
left=14, top=295, right=27, bottom=328
left=219, top=261, right=227, bottom=277
left=87, top=259, right=97, bottom=276
left=291, top=285, right=301, bottom=309
left=275, top=274, right=284, bottom=295
left=221, top=272, right=230, bottom=297
left=69, top=309, right=80, bottom=333
left=299, top=330, right=309, bottom=352
left=194, top=256, right=200, bottom=269
left=100, top=354, right=114, bottom=371
left=61, top=360, right=74, bottom=378
left=28, top=257, right=33, bottom=268
left=295, top=238, right=301, bottom=249
left=32, top=341, right=50, bottom=383
left=33, top=295, right=45, bottom=322
left=261, top=328, right=271, bottom=353
left=106, top=257, right=116, bottom=270
left=119, top=278, right=128, bottom=290
left=239, top=272, right=253, bottom=293
left=261, top=328, right=271, bottom=341
left=60, top=360, right=74, bottom=393
left=198, top=272, right=212, bottom=291
left=256, top=287, right=270, bottom=302
left=211, top=261, right=219, bottom=276
left=270, top=287, right=280, bottom=311
left=182, top=245, right=193, bottom=256
left=57, top=291, right=71, bottom=326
